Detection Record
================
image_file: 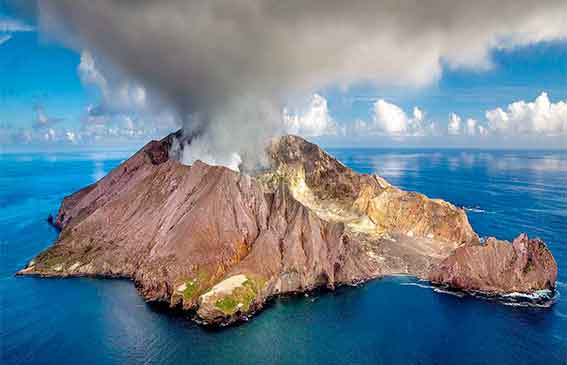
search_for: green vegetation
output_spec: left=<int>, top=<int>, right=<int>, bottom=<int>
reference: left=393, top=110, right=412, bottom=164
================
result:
left=182, top=279, right=198, bottom=300
left=215, top=296, right=240, bottom=314
left=180, top=270, right=209, bottom=302
left=214, top=277, right=265, bottom=315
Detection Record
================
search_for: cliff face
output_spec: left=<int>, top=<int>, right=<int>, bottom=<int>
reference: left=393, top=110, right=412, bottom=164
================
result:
left=428, top=234, right=557, bottom=294
left=17, top=132, right=558, bottom=325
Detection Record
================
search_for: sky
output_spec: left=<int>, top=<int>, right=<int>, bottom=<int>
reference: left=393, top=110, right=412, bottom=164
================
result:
left=0, top=1, right=566, bottom=152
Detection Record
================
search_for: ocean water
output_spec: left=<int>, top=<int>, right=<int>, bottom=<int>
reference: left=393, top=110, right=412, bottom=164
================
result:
left=1, top=148, right=566, bottom=364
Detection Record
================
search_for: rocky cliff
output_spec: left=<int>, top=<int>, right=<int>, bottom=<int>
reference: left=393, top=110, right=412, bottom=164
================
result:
left=17, top=132, right=557, bottom=325
left=428, top=234, right=557, bottom=294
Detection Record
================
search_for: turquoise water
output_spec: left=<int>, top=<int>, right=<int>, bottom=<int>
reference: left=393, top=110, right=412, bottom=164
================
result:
left=1, top=149, right=566, bottom=364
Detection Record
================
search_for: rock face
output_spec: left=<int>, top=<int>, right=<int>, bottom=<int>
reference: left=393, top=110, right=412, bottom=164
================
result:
left=17, top=132, right=558, bottom=325
left=428, top=234, right=557, bottom=294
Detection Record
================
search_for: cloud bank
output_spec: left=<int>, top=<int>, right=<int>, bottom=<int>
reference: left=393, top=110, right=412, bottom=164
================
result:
left=347, top=92, right=567, bottom=139
left=30, top=1, right=567, bottom=157
left=486, top=92, right=567, bottom=136
left=4, top=92, right=566, bottom=148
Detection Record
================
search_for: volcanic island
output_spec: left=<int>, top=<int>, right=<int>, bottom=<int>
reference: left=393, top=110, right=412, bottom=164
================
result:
left=18, top=132, right=557, bottom=325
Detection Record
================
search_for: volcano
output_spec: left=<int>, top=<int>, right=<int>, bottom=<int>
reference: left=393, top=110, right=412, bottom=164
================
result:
left=18, top=132, right=557, bottom=325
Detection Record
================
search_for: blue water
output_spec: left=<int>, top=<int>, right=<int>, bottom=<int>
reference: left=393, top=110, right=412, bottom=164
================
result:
left=1, top=149, right=566, bottom=364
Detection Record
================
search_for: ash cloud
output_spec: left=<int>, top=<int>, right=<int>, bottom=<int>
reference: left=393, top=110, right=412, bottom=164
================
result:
left=37, top=1, right=567, bottom=167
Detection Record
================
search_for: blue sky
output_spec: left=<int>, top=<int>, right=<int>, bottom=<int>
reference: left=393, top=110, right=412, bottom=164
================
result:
left=322, top=42, right=567, bottom=126
left=1, top=3, right=566, bottom=150
left=0, top=31, right=87, bottom=127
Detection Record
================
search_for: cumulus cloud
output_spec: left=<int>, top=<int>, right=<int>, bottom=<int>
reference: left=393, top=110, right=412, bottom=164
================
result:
left=336, top=99, right=456, bottom=139
left=371, top=100, right=429, bottom=136
left=37, top=0, right=567, bottom=165
left=466, top=119, right=488, bottom=136
left=373, top=100, right=410, bottom=135
left=283, top=94, right=337, bottom=137
left=360, top=93, right=566, bottom=139
left=336, top=100, right=493, bottom=139
left=341, top=99, right=435, bottom=137
left=447, top=114, right=488, bottom=136
left=486, top=92, right=567, bottom=136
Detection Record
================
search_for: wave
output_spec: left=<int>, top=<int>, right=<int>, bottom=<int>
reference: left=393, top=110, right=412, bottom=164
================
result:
left=501, top=302, right=552, bottom=308
left=399, top=282, right=434, bottom=289
left=400, top=281, right=558, bottom=308
left=463, top=206, right=492, bottom=214
left=477, top=288, right=558, bottom=308
left=433, top=288, right=465, bottom=298
left=400, top=282, right=466, bottom=298
left=501, top=289, right=553, bottom=300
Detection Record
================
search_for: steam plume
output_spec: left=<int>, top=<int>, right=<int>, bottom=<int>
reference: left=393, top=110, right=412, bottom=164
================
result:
left=38, top=1, right=567, bottom=168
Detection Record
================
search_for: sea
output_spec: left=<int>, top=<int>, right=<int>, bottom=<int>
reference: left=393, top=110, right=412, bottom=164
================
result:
left=1, top=148, right=566, bottom=364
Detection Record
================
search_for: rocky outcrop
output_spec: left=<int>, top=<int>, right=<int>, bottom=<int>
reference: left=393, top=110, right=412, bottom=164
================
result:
left=428, top=233, right=557, bottom=294
left=17, top=132, right=558, bottom=325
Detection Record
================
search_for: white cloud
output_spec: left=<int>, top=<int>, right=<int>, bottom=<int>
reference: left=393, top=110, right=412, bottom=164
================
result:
left=288, top=92, right=567, bottom=138
left=75, top=50, right=178, bottom=143
left=0, top=17, right=34, bottom=46
left=466, top=118, right=488, bottom=136
left=0, top=17, right=34, bottom=33
left=368, top=100, right=430, bottom=136
left=78, top=50, right=147, bottom=113
left=341, top=100, right=492, bottom=138
left=448, top=113, right=461, bottom=135
left=486, top=92, right=567, bottom=136
left=447, top=113, right=488, bottom=136
left=65, top=130, right=78, bottom=144
left=32, top=105, right=63, bottom=130
left=78, top=51, right=108, bottom=91
left=465, top=118, right=477, bottom=136
left=343, top=119, right=370, bottom=137
left=412, top=107, right=424, bottom=124
left=283, top=94, right=337, bottom=137
left=0, top=34, right=12, bottom=45
left=43, top=128, right=56, bottom=142
left=373, top=100, right=410, bottom=135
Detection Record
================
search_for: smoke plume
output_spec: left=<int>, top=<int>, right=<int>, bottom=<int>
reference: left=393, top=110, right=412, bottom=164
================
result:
left=38, top=1, right=567, bottom=168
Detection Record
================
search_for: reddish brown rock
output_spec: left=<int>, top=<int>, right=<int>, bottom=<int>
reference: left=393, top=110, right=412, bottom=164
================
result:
left=17, top=131, right=557, bottom=325
left=428, top=233, right=557, bottom=294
